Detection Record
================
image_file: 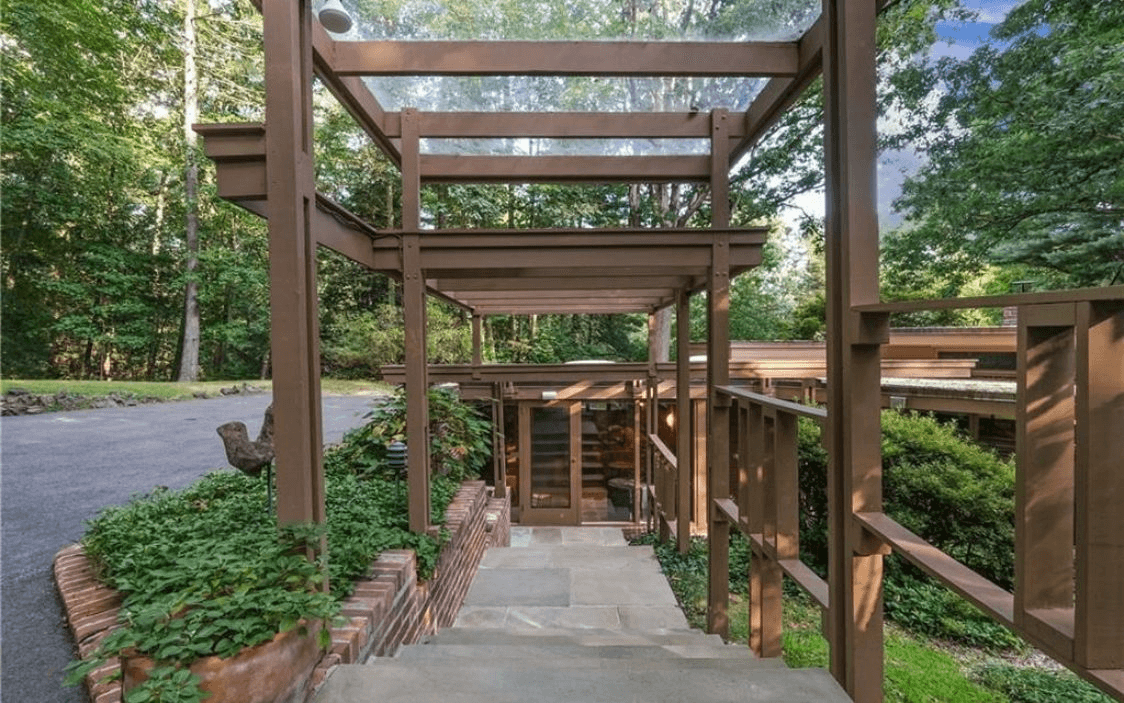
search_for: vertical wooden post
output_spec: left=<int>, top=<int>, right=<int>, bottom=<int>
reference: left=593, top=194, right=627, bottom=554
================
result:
left=823, top=0, right=884, bottom=699
left=1015, top=304, right=1075, bottom=657
left=1074, top=301, right=1124, bottom=669
left=706, top=108, right=732, bottom=638
left=676, top=290, right=693, bottom=553
left=263, top=0, right=325, bottom=535
left=401, top=108, right=430, bottom=534
left=493, top=382, right=506, bottom=499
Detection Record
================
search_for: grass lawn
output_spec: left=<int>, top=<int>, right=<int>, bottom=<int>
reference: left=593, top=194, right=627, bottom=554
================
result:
left=1, top=378, right=392, bottom=400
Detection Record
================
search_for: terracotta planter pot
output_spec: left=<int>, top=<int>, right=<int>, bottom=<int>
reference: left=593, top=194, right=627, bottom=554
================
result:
left=121, top=622, right=322, bottom=703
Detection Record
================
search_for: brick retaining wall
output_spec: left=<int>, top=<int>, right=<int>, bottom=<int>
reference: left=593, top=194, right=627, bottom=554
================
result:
left=55, top=481, right=511, bottom=703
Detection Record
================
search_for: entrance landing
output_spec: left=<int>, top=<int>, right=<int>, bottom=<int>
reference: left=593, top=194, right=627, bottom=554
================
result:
left=313, top=527, right=852, bottom=703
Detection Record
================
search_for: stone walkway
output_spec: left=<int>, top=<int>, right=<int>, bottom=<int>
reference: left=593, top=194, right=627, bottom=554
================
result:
left=314, top=526, right=851, bottom=703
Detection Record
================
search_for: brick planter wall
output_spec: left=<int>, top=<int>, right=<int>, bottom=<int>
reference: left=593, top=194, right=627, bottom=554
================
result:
left=55, top=481, right=511, bottom=703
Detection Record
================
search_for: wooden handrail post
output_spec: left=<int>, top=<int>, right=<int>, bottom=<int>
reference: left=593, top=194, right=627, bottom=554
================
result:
left=402, top=108, right=431, bottom=534
left=1015, top=303, right=1076, bottom=655
left=823, top=0, right=884, bottom=698
left=676, top=290, right=693, bottom=553
left=1074, top=301, right=1124, bottom=669
left=706, top=109, right=732, bottom=638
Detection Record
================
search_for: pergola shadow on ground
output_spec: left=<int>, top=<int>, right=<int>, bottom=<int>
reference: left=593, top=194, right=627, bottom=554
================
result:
left=198, top=1, right=1124, bottom=700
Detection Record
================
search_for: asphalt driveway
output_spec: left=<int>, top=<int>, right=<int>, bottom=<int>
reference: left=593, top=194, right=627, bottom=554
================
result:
left=0, top=393, right=378, bottom=703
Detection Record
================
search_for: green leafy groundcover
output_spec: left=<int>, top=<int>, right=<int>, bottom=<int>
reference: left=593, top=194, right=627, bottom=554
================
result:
left=69, top=387, right=491, bottom=703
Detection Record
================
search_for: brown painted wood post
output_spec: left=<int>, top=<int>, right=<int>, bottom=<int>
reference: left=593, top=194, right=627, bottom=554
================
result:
left=676, top=290, right=693, bottom=554
left=706, top=108, right=732, bottom=638
left=401, top=108, right=430, bottom=534
left=823, top=0, right=885, bottom=699
left=1015, top=304, right=1076, bottom=657
left=1074, top=301, right=1124, bottom=669
left=493, top=381, right=506, bottom=499
left=263, top=0, right=326, bottom=536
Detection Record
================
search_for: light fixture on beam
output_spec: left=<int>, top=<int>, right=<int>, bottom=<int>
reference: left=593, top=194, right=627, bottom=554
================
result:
left=318, top=0, right=353, bottom=34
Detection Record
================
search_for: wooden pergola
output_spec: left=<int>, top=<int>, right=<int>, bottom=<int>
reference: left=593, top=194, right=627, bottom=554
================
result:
left=198, top=1, right=1124, bottom=701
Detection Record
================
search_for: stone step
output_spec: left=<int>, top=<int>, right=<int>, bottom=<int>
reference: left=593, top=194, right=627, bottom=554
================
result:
left=394, top=642, right=779, bottom=664
left=425, top=626, right=726, bottom=648
left=315, top=661, right=850, bottom=703
left=479, top=544, right=662, bottom=570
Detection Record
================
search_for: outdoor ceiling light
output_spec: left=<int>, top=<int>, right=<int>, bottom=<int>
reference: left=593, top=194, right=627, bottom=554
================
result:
left=318, top=0, right=353, bottom=34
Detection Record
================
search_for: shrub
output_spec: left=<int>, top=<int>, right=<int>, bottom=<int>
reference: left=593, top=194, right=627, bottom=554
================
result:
left=325, top=386, right=491, bottom=483
left=797, top=410, right=1018, bottom=648
left=798, top=410, right=1015, bottom=587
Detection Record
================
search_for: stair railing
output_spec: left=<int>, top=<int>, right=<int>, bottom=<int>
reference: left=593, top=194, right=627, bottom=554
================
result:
left=709, top=288, right=1124, bottom=701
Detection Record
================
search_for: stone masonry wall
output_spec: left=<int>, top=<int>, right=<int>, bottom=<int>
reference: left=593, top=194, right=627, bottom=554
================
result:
left=55, top=481, right=511, bottom=703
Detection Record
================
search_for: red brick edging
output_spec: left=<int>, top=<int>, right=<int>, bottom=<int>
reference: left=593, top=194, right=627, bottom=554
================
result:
left=55, top=481, right=511, bottom=703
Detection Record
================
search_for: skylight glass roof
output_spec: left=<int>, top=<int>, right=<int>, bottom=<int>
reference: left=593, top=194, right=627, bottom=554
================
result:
left=421, top=137, right=711, bottom=156
left=330, top=0, right=819, bottom=43
left=365, top=75, right=767, bottom=113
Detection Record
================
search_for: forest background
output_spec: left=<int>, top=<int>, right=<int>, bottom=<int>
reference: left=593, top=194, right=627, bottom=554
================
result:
left=2, top=0, right=1120, bottom=382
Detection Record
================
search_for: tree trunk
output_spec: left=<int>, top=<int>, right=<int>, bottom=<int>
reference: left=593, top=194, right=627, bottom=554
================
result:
left=176, top=0, right=201, bottom=382
left=650, top=307, right=672, bottom=362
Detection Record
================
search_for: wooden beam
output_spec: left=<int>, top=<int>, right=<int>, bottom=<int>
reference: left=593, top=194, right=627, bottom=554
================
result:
left=706, top=109, right=732, bottom=639
left=311, top=23, right=401, bottom=165
left=822, top=0, right=884, bottom=699
left=401, top=111, right=747, bottom=139
left=1074, top=301, right=1124, bottom=670
left=401, top=109, right=431, bottom=534
left=731, top=16, right=824, bottom=164
left=420, top=155, right=710, bottom=183
left=675, top=290, right=693, bottom=554
left=262, top=0, right=326, bottom=535
left=333, top=40, right=799, bottom=77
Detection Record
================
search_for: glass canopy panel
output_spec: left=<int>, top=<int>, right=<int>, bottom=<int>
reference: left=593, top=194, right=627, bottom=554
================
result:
left=420, top=138, right=710, bottom=156
left=329, top=0, right=820, bottom=43
left=364, top=75, right=767, bottom=113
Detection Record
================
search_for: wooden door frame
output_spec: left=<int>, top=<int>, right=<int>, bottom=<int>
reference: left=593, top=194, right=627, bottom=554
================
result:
left=518, top=400, right=581, bottom=525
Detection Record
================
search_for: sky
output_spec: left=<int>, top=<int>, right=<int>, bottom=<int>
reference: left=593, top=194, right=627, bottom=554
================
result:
left=782, top=0, right=1024, bottom=231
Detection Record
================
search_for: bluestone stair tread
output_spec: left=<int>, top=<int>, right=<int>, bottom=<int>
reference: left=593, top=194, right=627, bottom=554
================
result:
left=313, top=527, right=849, bottom=703
left=420, top=626, right=726, bottom=647
left=393, top=643, right=777, bottom=663
left=316, top=662, right=849, bottom=703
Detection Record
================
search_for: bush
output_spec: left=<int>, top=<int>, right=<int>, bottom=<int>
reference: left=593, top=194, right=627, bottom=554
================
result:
left=325, top=386, right=491, bottom=483
left=797, top=410, right=1017, bottom=648
left=321, top=301, right=471, bottom=378
left=798, top=410, right=1015, bottom=587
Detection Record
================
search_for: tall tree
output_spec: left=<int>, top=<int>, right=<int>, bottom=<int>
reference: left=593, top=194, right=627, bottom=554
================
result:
left=176, top=0, right=202, bottom=381
left=893, top=0, right=1124, bottom=287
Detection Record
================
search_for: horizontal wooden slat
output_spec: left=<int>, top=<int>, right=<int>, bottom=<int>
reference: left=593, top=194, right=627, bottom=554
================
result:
left=854, top=286, right=1124, bottom=314
left=717, top=386, right=827, bottom=420
left=854, top=511, right=1015, bottom=627
left=401, top=111, right=745, bottom=139
left=648, top=433, right=678, bottom=470
left=419, top=155, right=711, bottom=183
left=745, top=532, right=829, bottom=610
left=714, top=497, right=740, bottom=524
left=332, top=40, right=799, bottom=77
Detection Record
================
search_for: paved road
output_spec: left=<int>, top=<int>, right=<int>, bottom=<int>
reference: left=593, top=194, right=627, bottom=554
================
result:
left=1, top=393, right=379, bottom=703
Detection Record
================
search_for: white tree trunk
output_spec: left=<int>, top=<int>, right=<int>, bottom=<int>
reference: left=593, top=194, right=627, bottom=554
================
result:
left=176, top=0, right=201, bottom=382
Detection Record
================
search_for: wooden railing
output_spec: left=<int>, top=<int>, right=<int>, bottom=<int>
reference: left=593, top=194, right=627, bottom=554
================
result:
left=712, top=388, right=829, bottom=657
left=646, top=432, right=681, bottom=543
left=709, top=289, right=1124, bottom=701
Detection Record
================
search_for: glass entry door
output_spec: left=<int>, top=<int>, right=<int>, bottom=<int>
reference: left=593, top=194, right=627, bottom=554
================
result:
left=519, top=402, right=580, bottom=525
